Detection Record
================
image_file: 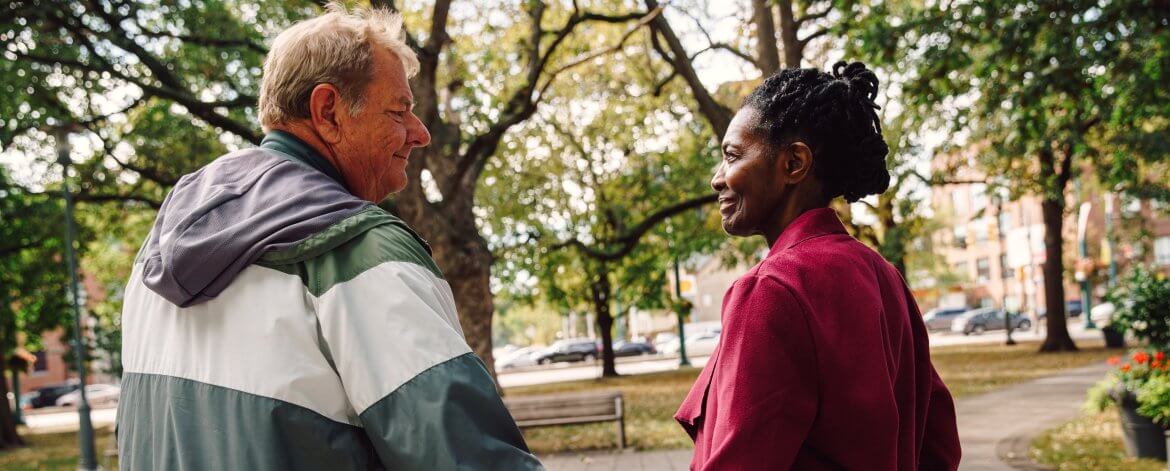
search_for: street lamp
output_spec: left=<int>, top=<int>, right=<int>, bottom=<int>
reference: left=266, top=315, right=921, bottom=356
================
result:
left=52, top=124, right=100, bottom=471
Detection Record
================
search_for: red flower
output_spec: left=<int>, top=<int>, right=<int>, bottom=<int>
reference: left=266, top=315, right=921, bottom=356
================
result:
left=1154, top=360, right=1163, bottom=369
left=1121, top=364, right=1132, bottom=372
left=1134, top=352, right=1151, bottom=365
left=1108, top=356, right=1122, bottom=366
left=1157, top=352, right=1166, bottom=362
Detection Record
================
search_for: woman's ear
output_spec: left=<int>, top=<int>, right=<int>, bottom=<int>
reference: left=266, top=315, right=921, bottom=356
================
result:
left=785, top=142, right=814, bottom=182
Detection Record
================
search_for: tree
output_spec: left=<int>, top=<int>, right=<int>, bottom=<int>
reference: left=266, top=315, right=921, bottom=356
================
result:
left=858, top=0, right=1170, bottom=351
left=0, top=170, right=74, bottom=450
left=2, top=0, right=665, bottom=379
left=482, top=53, right=724, bottom=376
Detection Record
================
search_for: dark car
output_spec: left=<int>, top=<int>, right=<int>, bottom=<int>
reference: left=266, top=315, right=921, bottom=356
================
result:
left=612, top=341, right=656, bottom=357
left=535, top=339, right=599, bottom=364
left=922, top=306, right=971, bottom=332
left=30, top=382, right=80, bottom=409
left=951, top=308, right=1031, bottom=335
left=1037, top=300, right=1086, bottom=319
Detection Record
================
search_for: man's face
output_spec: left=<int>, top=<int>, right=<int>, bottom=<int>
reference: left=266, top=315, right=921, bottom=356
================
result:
left=334, top=47, right=430, bottom=203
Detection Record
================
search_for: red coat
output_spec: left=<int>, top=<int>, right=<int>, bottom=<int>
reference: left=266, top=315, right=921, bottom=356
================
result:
left=675, top=208, right=961, bottom=470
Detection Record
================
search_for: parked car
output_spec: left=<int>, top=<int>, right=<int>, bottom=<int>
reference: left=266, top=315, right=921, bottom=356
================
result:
left=659, top=331, right=721, bottom=357
left=1036, top=300, right=1086, bottom=319
left=612, top=340, right=656, bottom=357
left=951, top=308, right=1031, bottom=335
left=495, top=346, right=543, bottom=370
left=29, top=382, right=79, bottom=409
left=922, top=306, right=971, bottom=332
left=55, top=384, right=121, bottom=407
left=534, top=339, right=599, bottom=364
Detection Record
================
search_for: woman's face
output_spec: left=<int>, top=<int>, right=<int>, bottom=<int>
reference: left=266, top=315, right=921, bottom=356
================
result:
left=711, top=108, right=784, bottom=238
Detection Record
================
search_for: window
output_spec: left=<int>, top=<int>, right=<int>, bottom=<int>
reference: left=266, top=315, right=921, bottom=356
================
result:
left=951, top=191, right=966, bottom=214
left=973, top=218, right=990, bottom=244
left=1001, top=254, right=1013, bottom=279
left=1123, top=196, right=1142, bottom=218
left=953, top=225, right=968, bottom=249
left=953, top=261, right=969, bottom=279
left=998, top=210, right=1012, bottom=238
left=977, top=258, right=991, bottom=283
left=33, top=351, right=48, bottom=372
left=1156, top=236, right=1170, bottom=266
left=971, top=183, right=988, bottom=213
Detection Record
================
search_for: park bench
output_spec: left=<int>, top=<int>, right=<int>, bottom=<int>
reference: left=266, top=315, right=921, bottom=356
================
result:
left=504, top=390, right=626, bottom=449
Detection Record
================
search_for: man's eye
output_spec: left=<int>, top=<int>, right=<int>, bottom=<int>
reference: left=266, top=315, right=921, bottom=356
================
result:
left=724, top=153, right=739, bottom=162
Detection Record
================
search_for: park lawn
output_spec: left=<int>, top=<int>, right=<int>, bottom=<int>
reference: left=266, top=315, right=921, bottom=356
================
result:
left=0, top=425, right=116, bottom=471
left=0, top=338, right=1120, bottom=465
left=1030, top=410, right=1164, bottom=471
left=510, top=338, right=1118, bottom=454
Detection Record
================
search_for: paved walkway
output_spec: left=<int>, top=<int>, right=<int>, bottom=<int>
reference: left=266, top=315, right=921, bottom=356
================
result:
left=540, top=361, right=1112, bottom=470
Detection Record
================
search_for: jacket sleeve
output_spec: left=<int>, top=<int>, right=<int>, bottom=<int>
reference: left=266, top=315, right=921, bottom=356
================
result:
left=315, top=257, right=543, bottom=470
left=701, top=275, right=819, bottom=470
left=920, top=367, right=962, bottom=470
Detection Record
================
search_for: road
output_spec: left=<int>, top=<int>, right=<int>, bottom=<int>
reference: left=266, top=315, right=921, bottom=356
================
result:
left=20, top=319, right=1101, bottom=433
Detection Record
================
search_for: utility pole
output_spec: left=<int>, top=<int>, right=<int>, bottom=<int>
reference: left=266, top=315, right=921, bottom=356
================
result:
left=673, top=253, right=690, bottom=367
left=995, top=196, right=1015, bottom=345
left=1075, top=179, right=1096, bottom=330
left=54, top=125, right=99, bottom=471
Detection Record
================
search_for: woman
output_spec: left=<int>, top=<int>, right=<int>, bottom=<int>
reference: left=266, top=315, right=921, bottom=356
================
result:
left=675, top=62, right=961, bottom=470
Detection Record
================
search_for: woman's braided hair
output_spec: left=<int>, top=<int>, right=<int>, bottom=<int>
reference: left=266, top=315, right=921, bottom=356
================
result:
left=743, top=61, right=891, bottom=203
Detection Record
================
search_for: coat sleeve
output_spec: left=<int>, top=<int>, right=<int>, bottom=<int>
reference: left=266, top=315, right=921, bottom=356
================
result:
left=314, top=248, right=543, bottom=470
left=920, top=367, right=962, bottom=470
left=701, top=275, right=820, bottom=470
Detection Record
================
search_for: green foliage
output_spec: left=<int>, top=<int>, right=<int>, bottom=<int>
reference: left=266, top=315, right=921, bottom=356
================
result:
left=0, top=168, right=73, bottom=358
left=1136, top=374, right=1170, bottom=427
left=1108, top=266, right=1170, bottom=348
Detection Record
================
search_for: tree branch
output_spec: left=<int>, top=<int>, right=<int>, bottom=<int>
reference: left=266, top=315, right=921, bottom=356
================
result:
left=644, top=0, right=732, bottom=139
left=551, top=193, right=718, bottom=261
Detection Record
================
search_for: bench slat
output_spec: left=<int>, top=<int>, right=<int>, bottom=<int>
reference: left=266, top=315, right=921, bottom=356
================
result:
left=515, top=414, right=621, bottom=428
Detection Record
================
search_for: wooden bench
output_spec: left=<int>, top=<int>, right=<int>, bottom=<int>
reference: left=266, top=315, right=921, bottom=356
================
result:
left=504, top=390, right=625, bottom=449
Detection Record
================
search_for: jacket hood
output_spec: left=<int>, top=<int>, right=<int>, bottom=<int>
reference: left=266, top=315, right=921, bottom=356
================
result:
left=140, top=132, right=369, bottom=307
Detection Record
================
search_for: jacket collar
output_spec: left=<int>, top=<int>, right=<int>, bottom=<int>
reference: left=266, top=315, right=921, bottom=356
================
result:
left=769, top=207, right=848, bottom=255
left=260, top=130, right=347, bottom=189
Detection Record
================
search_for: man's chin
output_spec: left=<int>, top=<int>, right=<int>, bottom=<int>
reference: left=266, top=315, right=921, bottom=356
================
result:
left=721, top=219, right=751, bottom=238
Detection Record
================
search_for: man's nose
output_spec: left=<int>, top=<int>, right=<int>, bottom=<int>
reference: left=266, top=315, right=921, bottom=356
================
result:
left=406, top=112, right=431, bottom=148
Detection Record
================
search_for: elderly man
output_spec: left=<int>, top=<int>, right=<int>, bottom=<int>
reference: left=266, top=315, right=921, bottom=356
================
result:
left=116, top=4, right=542, bottom=469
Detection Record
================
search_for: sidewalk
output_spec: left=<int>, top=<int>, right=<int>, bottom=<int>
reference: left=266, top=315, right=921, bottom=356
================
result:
left=956, top=361, right=1111, bottom=470
left=540, top=360, right=1112, bottom=470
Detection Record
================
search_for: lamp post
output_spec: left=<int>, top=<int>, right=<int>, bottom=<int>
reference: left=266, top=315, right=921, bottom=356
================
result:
left=53, top=125, right=99, bottom=471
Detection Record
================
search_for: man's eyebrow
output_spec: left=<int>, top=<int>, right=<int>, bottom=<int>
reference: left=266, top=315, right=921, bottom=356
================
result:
left=392, top=96, right=415, bottom=108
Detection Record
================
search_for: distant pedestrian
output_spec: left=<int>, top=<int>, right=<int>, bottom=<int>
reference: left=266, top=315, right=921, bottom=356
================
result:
left=116, top=3, right=542, bottom=469
left=676, top=62, right=961, bottom=470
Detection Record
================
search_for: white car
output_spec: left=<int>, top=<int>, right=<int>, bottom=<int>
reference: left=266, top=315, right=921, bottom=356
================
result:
left=659, top=331, right=721, bottom=357
left=55, top=384, right=120, bottom=407
left=495, top=346, right=543, bottom=370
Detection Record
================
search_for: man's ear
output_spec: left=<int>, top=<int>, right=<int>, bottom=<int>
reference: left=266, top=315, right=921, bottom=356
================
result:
left=785, top=141, right=814, bottom=183
left=309, top=83, right=344, bottom=144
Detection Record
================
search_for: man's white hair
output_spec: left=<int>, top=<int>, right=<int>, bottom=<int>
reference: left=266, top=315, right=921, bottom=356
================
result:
left=258, top=2, right=419, bottom=128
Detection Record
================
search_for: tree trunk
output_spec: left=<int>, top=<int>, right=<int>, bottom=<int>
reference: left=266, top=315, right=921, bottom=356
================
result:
left=776, top=0, right=802, bottom=68
left=0, top=367, right=23, bottom=450
left=1038, top=147, right=1078, bottom=352
left=752, top=0, right=781, bottom=76
left=590, top=262, right=619, bottom=378
left=394, top=191, right=500, bottom=383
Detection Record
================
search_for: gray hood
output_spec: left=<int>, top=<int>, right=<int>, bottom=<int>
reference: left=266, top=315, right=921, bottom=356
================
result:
left=141, top=133, right=369, bottom=307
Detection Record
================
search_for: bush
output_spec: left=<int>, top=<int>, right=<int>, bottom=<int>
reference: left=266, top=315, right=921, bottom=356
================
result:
left=1107, top=267, right=1170, bottom=348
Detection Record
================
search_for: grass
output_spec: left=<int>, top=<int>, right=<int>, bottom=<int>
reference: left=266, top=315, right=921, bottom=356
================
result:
left=0, top=338, right=1123, bottom=465
left=1030, top=410, right=1165, bottom=471
left=508, top=338, right=1119, bottom=454
left=0, top=426, right=117, bottom=471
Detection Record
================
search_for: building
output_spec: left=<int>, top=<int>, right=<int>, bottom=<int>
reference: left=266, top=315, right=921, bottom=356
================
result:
left=926, top=159, right=1170, bottom=313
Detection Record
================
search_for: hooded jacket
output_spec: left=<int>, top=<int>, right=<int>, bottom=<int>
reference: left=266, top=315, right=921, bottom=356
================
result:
left=117, top=131, right=542, bottom=470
